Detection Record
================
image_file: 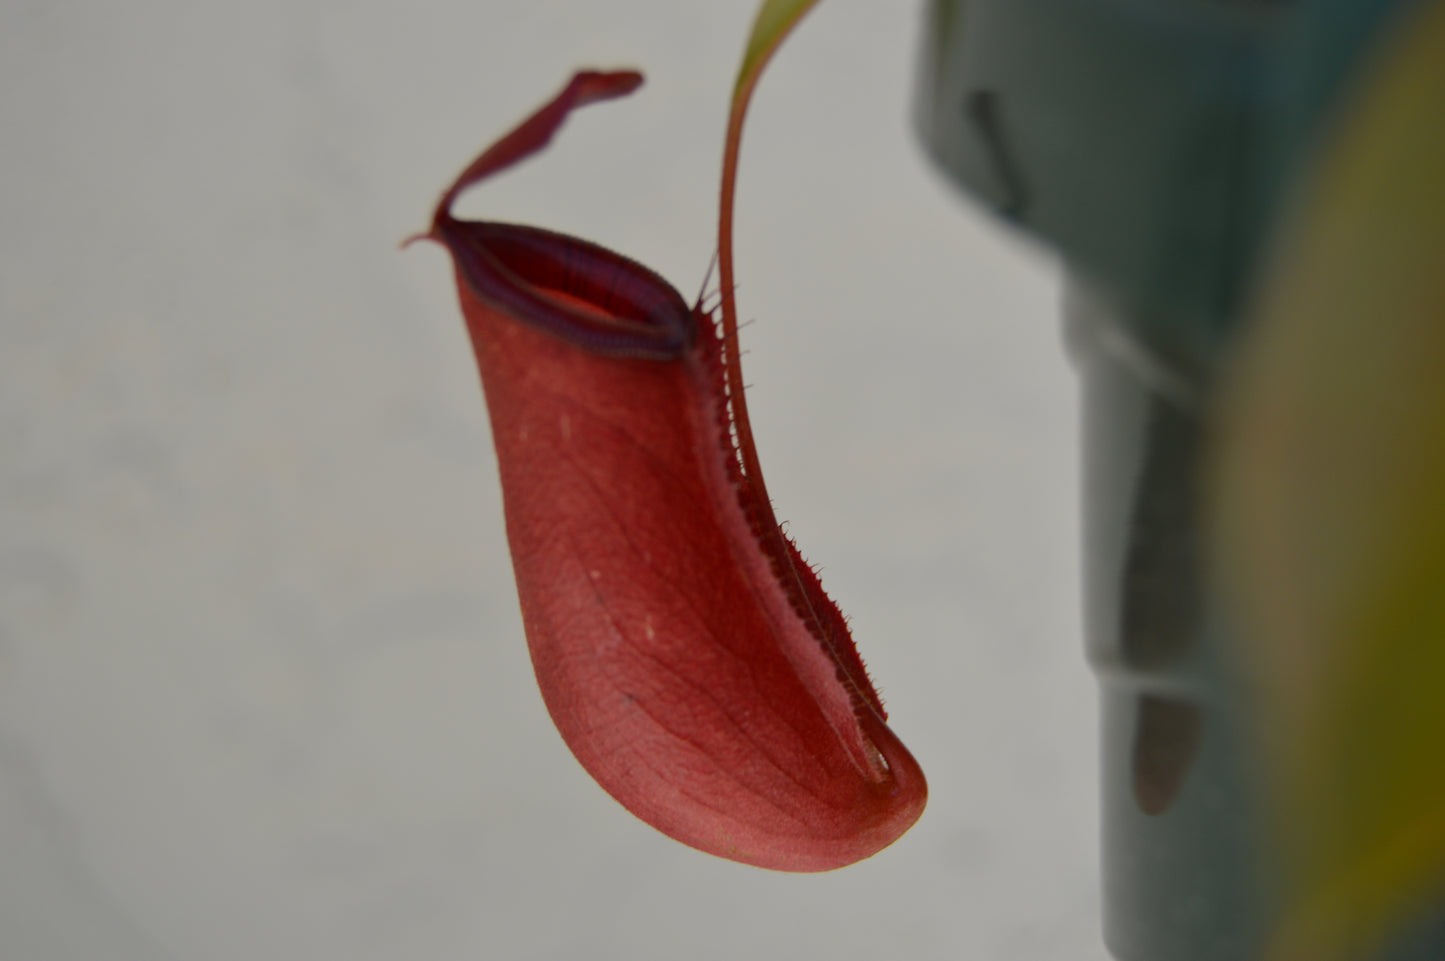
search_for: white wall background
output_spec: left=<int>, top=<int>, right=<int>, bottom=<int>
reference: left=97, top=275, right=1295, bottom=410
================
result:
left=0, top=2, right=1103, bottom=959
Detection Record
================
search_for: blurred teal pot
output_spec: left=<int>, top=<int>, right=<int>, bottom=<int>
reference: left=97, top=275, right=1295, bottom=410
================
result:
left=914, top=1, right=1445, bottom=958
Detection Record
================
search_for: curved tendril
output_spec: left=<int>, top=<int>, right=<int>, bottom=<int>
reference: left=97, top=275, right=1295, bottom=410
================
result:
left=717, top=1, right=888, bottom=739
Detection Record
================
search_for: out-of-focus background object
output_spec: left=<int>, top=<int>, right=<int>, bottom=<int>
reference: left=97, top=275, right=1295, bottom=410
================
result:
left=917, top=1, right=1445, bottom=960
left=1214, top=5, right=1445, bottom=959
left=1, top=3, right=1089, bottom=960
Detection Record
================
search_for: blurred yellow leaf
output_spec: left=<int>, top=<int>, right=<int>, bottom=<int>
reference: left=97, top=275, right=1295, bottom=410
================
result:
left=1211, top=4, right=1445, bottom=959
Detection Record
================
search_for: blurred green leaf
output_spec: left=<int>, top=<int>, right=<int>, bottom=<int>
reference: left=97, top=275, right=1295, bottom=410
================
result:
left=1211, top=4, right=1445, bottom=959
left=734, top=0, right=821, bottom=100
